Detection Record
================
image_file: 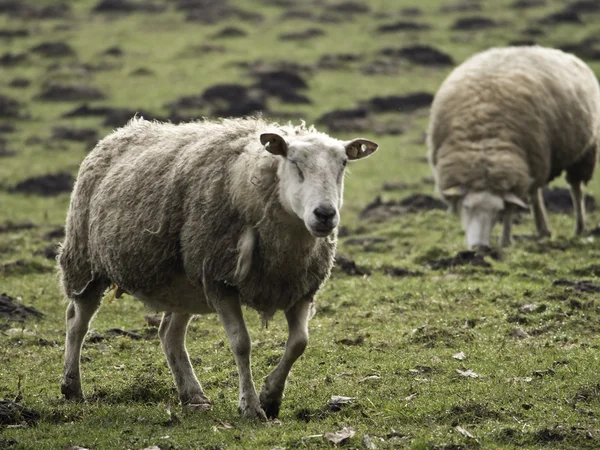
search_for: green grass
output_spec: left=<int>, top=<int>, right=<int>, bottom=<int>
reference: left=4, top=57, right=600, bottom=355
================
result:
left=2, top=0, right=600, bottom=449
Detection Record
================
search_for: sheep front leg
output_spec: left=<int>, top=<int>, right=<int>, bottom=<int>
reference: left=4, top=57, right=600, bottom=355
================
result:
left=259, top=298, right=311, bottom=419
left=159, top=312, right=211, bottom=411
left=499, top=208, right=513, bottom=248
left=529, top=188, right=552, bottom=238
left=216, top=296, right=266, bottom=421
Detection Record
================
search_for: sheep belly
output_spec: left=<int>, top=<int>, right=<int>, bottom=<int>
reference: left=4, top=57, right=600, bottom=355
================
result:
left=132, top=274, right=215, bottom=315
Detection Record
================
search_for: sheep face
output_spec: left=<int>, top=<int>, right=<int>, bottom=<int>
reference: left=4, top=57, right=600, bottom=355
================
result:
left=444, top=188, right=527, bottom=250
left=261, top=133, right=378, bottom=237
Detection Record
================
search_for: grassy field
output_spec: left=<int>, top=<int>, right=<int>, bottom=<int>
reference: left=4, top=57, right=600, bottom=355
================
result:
left=2, top=0, right=600, bottom=448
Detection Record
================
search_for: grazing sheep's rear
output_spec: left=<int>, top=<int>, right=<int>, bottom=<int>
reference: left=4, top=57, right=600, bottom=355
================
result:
left=58, top=117, right=378, bottom=419
left=428, top=46, right=600, bottom=249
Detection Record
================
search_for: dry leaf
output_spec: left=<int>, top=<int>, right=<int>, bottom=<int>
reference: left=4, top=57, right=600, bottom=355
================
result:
left=404, top=393, right=417, bottom=402
left=329, top=395, right=356, bottom=411
left=453, top=352, right=466, bottom=360
left=455, top=426, right=476, bottom=439
left=359, top=375, right=381, bottom=383
left=323, top=427, right=355, bottom=445
left=456, top=369, right=479, bottom=378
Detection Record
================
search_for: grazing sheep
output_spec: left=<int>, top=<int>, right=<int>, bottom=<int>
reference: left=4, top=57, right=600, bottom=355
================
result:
left=427, top=46, right=600, bottom=249
left=58, top=117, right=378, bottom=420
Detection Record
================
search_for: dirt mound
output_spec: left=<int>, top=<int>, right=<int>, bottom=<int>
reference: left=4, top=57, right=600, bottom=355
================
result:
left=543, top=187, right=596, bottom=214
left=0, top=400, right=40, bottom=425
left=360, top=194, right=446, bottom=221
left=52, top=126, right=99, bottom=144
left=0, top=52, right=27, bottom=67
left=317, top=53, right=362, bottom=70
left=364, top=92, right=433, bottom=113
left=539, top=9, right=582, bottom=24
left=325, top=1, right=370, bottom=14
left=452, top=16, right=501, bottom=30
left=30, top=41, right=76, bottom=58
left=0, top=222, right=36, bottom=233
left=553, top=279, right=600, bottom=293
left=212, top=26, right=247, bottom=38
left=381, top=45, right=454, bottom=66
left=177, top=0, right=263, bottom=24
left=37, top=84, right=106, bottom=102
left=103, top=46, right=124, bottom=56
left=0, top=293, right=44, bottom=321
left=426, top=251, right=491, bottom=270
left=63, top=104, right=163, bottom=127
left=10, top=172, right=74, bottom=196
left=559, top=38, right=600, bottom=60
left=34, top=245, right=58, bottom=260
left=383, top=266, right=422, bottom=277
left=279, top=28, right=324, bottom=41
left=0, top=95, right=23, bottom=119
left=564, top=0, right=600, bottom=14
left=440, top=1, right=482, bottom=12
left=9, top=77, right=30, bottom=88
left=253, top=70, right=310, bottom=104
left=0, top=137, right=15, bottom=157
left=377, top=21, right=430, bottom=32
left=93, top=0, right=166, bottom=13
left=317, top=107, right=369, bottom=132
left=512, top=0, right=545, bottom=7
left=333, top=254, right=370, bottom=276
left=0, top=29, right=29, bottom=38
left=43, top=226, right=65, bottom=240
left=0, top=1, right=70, bottom=19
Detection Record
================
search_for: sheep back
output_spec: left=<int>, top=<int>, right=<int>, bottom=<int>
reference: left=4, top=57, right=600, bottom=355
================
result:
left=428, top=46, right=600, bottom=198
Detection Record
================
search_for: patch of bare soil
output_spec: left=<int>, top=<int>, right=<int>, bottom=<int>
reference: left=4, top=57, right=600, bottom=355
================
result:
left=0, top=52, right=27, bottom=67
left=440, top=1, right=482, bottom=12
left=333, top=254, right=370, bottom=276
left=0, top=400, right=40, bottom=425
left=553, top=279, right=600, bottom=293
left=425, top=251, right=492, bottom=270
left=0, top=1, right=71, bottom=19
left=9, top=77, right=30, bottom=88
left=316, top=53, right=362, bottom=70
left=360, top=194, right=446, bottom=221
left=543, top=187, right=596, bottom=214
left=380, top=45, right=454, bottom=66
left=383, top=266, right=422, bottom=277
left=93, top=0, right=166, bottom=13
left=253, top=70, right=310, bottom=104
left=565, top=0, right=600, bottom=14
left=52, top=126, right=99, bottom=144
left=177, top=0, right=263, bottom=24
left=317, top=107, right=369, bottom=132
left=62, top=104, right=163, bottom=127
left=10, top=172, right=74, bottom=196
left=43, top=226, right=65, bottom=240
left=363, top=92, right=433, bottom=113
left=0, top=95, right=24, bottom=119
left=559, top=37, right=600, bottom=60
left=451, top=16, right=502, bottom=30
left=0, top=136, right=15, bottom=157
left=0, top=293, right=43, bottom=321
left=212, top=26, right=247, bottom=38
left=30, top=41, right=76, bottom=58
left=511, top=0, right=545, bottom=7
left=377, top=21, right=431, bottom=32
left=0, top=222, right=36, bottom=233
left=37, top=83, right=106, bottom=102
left=539, top=9, right=582, bottom=24
left=0, top=28, right=29, bottom=38
left=34, top=245, right=58, bottom=260
left=325, top=1, right=370, bottom=14
left=279, top=28, right=324, bottom=41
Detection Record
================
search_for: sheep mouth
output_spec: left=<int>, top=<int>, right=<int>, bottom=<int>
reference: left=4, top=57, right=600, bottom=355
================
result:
left=308, top=225, right=336, bottom=238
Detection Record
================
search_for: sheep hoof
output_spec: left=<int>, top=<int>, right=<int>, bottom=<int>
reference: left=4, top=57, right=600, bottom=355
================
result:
left=61, top=383, right=83, bottom=401
left=259, top=389, right=282, bottom=419
left=182, top=394, right=212, bottom=412
left=238, top=401, right=268, bottom=421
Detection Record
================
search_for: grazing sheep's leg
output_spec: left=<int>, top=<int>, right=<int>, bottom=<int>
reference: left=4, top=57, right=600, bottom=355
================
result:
left=499, top=208, right=513, bottom=248
left=216, top=296, right=266, bottom=421
left=529, top=188, right=551, bottom=238
left=159, top=312, right=211, bottom=411
left=569, top=182, right=586, bottom=235
left=61, top=287, right=103, bottom=400
left=259, top=299, right=311, bottom=419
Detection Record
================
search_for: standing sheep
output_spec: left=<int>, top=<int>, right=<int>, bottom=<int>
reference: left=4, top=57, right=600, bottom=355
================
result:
left=427, top=46, right=600, bottom=249
left=58, top=117, right=378, bottom=420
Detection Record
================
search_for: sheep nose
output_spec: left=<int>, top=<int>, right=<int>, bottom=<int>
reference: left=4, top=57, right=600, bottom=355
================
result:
left=313, top=205, right=336, bottom=225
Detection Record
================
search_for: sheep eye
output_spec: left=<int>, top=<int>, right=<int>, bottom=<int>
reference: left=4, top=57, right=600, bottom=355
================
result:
left=291, top=161, right=304, bottom=181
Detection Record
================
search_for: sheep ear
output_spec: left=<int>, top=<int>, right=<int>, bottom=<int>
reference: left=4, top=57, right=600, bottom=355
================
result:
left=504, top=193, right=528, bottom=210
left=441, top=186, right=466, bottom=214
left=344, top=138, right=378, bottom=160
left=260, top=133, right=287, bottom=156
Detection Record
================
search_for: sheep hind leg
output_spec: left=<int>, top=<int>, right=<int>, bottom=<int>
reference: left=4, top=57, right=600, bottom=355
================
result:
left=216, top=295, right=266, bottom=421
left=529, top=188, right=552, bottom=238
left=569, top=181, right=586, bottom=235
left=159, top=312, right=211, bottom=411
left=499, top=208, right=513, bottom=248
left=61, top=282, right=104, bottom=401
left=259, top=299, right=311, bottom=419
